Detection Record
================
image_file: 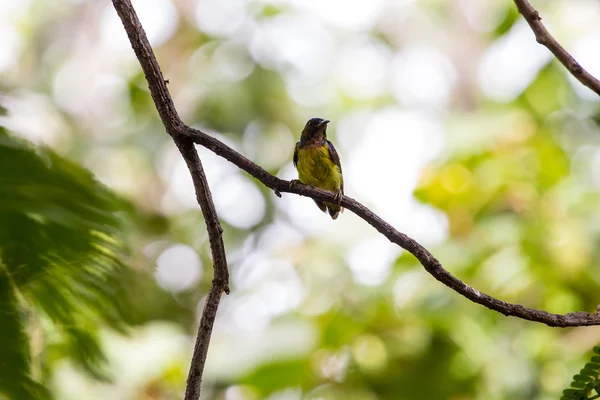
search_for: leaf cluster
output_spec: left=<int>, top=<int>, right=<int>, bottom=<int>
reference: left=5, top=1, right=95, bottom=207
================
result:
left=561, top=347, right=600, bottom=400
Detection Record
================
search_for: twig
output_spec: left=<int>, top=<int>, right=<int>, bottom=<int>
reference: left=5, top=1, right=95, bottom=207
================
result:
left=513, top=0, right=600, bottom=96
left=110, top=9, right=600, bottom=400
left=111, top=1, right=229, bottom=399
left=176, top=139, right=230, bottom=400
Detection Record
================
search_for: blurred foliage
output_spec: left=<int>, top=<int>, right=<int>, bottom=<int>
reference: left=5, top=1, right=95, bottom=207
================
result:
left=2, top=0, right=600, bottom=399
left=0, top=127, right=192, bottom=399
left=0, top=125, right=128, bottom=397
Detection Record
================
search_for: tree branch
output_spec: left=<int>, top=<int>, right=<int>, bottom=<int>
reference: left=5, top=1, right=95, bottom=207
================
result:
left=186, top=126, right=600, bottom=327
left=513, top=0, right=600, bottom=96
left=176, top=139, right=230, bottom=400
left=111, top=6, right=600, bottom=399
left=111, top=1, right=229, bottom=399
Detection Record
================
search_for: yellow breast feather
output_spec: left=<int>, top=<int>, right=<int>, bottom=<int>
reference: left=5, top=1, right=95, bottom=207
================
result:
left=296, top=145, right=343, bottom=192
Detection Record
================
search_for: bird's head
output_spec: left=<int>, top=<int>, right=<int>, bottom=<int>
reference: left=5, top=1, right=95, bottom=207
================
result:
left=300, top=117, right=330, bottom=143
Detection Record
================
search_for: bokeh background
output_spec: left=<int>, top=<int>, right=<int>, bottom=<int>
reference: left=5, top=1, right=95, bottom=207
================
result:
left=2, top=0, right=600, bottom=399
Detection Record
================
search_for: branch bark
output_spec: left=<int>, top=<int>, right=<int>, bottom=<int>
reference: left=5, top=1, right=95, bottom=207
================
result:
left=111, top=2, right=229, bottom=399
left=110, top=4, right=600, bottom=399
left=514, top=0, right=600, bottom=96
left=176, top=139, right=230, bottom=400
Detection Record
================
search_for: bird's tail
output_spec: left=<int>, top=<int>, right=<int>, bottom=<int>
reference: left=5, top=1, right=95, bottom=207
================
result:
left=313, top=199, right=327, bottom=213
left=326, top=203, right=343, bottom=220
left=314, top=200, right=343, bottom=220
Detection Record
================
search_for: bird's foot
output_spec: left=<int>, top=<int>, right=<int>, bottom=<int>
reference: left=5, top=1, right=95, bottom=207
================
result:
left=289, top=179, right=301, bottom=189
left=334, top=190, right=343, bottom=207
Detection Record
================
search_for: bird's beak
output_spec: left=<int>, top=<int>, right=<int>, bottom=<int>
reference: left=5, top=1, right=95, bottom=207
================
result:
left=318, top=120, right=330, bottom=128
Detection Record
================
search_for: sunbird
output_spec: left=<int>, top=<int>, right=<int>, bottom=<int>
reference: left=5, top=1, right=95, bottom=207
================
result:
left=293, top=118, right=344, bottom=219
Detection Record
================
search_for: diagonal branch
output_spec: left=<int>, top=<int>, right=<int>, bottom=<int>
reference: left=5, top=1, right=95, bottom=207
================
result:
left=514, top=0, right=600, bottom=96
left=112, top=2, right=229, bottom=399
left=186, top=127, right=600, bottom=328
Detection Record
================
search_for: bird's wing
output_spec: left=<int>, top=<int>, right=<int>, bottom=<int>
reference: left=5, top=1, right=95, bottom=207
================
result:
left=293, top=142, right=299, bottom=167
left=327, top=140, right=343, bottom=193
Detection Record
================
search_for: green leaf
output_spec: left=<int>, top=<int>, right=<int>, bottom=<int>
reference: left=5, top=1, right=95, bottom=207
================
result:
left=241, top=359, right=314, bottom=395
left=573, top=374, right=593, bottom=383
left=585, top=363, right=600, bottom=370
left=580, top=368, right=598, bottom=378
left=570, top=381, right=587, bottom=389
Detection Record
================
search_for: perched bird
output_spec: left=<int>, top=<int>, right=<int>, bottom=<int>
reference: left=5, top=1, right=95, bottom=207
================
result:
left=293, top=117, right=344, bottom=219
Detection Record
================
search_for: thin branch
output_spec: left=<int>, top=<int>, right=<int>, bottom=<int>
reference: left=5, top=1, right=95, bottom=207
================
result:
left=111, top=0, right=185, bottom=135
left=186, top=127, right=600, bottom=328
left=112, top=1, right=229, bottom=399
left=514, top=0, right=600, bottom=96
left=176, top=139, right=230, bottom=400
left=111, top=12, right=600, bottom=400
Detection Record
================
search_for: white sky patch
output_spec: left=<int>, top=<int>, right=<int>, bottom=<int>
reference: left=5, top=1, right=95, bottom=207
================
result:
left=154, top=244, right=203, bottom=292
left=102, top=0, right=178, bottom=50
left=289, top=0, right=386, bottom=31
left=403, top=199, right=448, bottom=245
left=250, top=14, right=333, bottom=75
left=0, top=0, right=31, bottom=72
left=256, top=221, right=304, bottom=254
left=159, top=138, right=242, bottom=213
left=0, top=0, right=32, bottom=15
left=254, top=261, right=305, bottom=316
left=223, top=255, right=305, bottom=331
left=265, top=388, right=303, bottom=400
left=212, top=41, right=256, bottom=82
left=160, top=155, right=199, bottom=212
left=52, top=55, right=130, bottom=119
left=478, top=21, right=552, bottom=102
left=393, top=270, right=428, bottom=309
left=286, top=74, right=338, bottom=108
left=52, top=58, right=91, bottom=115
left=204, top=319, right=318, bottom=380
left=53, top=323, right=189, bottom=400
left=391, top=46, right=456, bottom=109
left=161, top=144, right=266, bottom=227
left=84, top=146, right=150, bottom=197
left=242, top=120, right=296, bottom=170
left=570, top=31, right=600, bottom=101
left=0, top=24, right=21, bottom=72
left=276, top=164, right=331, bottom=234
left=101, top=0, right=177, bottom=55
left=345, top=109, right=446, bottom=243
left=195, top=0, right=248, bottom=37
left=233, top=251, right=271, bottom=290
left=335, top=36, right=392, bottom=99
left=213, top=173, right=266, bottom=229
left=0, top=92, right=68, bottom=146
left=458, top=0, right=506, bottom=33
left=345, top=236, right=400, bottom=286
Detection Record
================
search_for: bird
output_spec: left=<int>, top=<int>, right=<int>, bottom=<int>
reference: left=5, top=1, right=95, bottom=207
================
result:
left=293, top=117, right=344, bottom=219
